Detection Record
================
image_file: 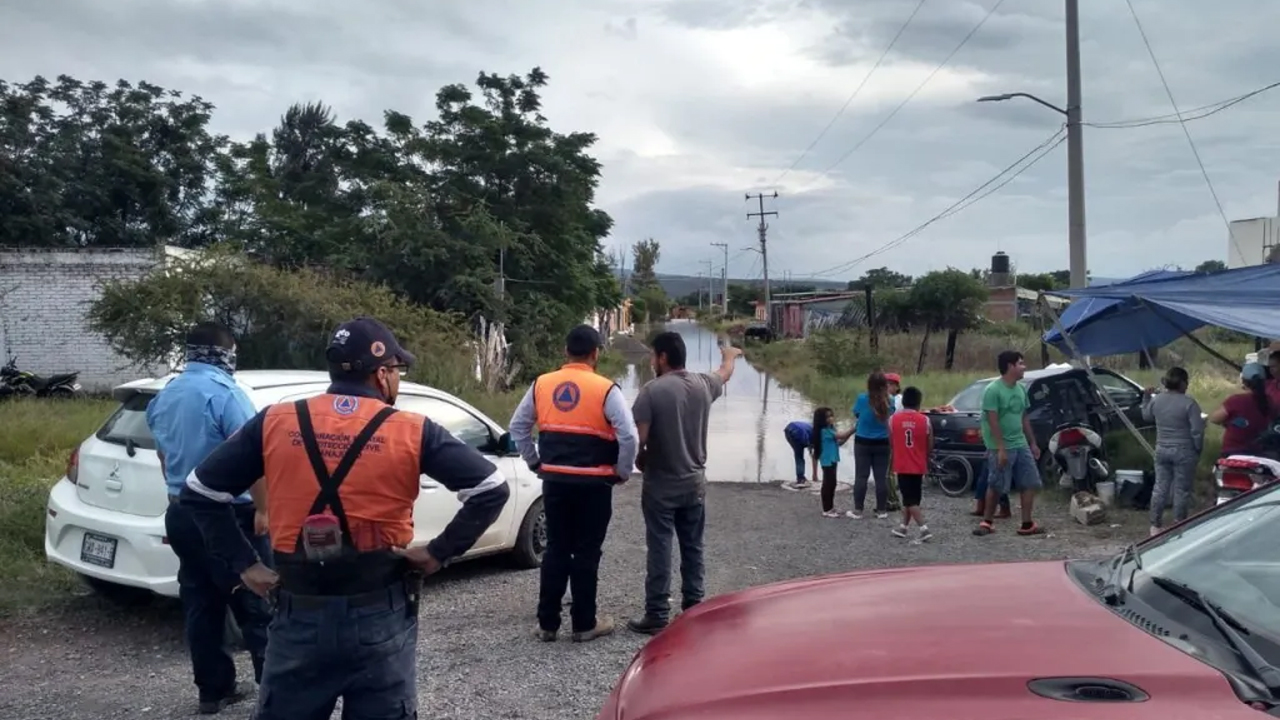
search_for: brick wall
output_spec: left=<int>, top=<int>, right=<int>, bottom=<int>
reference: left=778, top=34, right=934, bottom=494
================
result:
left=0, top=248, right=168, bottom=392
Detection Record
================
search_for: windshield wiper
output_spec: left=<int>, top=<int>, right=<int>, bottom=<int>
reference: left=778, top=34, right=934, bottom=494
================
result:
left=1149, top=575, right=1280, bottom=697
left=1101, top=542, right=1142, bottom=605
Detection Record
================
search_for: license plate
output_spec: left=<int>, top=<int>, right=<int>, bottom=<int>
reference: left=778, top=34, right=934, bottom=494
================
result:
left=81, top=532, right=118, bottom=568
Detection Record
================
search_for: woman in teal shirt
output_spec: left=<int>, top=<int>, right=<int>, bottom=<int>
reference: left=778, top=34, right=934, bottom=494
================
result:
left=850, top=372, right=895, bottom=519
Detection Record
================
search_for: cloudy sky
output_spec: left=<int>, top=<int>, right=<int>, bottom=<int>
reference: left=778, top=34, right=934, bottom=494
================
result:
left=5, top=0, right=1279, bottom=283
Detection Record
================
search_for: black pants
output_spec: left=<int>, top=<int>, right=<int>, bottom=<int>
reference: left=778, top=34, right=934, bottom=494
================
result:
left=538, top=479, right=613, bottom=633
left=853, top=438, right=891, bottom=513
left=165, top=500, right=272, bottom=703
left=820, top=464, right=838, bottom=512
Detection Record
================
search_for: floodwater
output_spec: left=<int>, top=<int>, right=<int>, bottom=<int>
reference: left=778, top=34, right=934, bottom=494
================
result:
left=612, top=320, right=840, bottom=483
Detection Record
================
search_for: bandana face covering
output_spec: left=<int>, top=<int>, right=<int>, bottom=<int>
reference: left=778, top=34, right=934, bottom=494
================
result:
left=186, top=344, right=237, bottom=374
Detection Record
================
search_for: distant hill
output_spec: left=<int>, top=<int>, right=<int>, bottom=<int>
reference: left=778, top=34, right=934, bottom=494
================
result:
left=616, top=270, right=848, bottom=298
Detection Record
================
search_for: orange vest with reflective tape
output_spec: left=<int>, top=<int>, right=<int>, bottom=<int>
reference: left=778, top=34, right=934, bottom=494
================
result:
left=261, top=394, right=424, bottom=553
left=533, top=363, right=620, bottom=477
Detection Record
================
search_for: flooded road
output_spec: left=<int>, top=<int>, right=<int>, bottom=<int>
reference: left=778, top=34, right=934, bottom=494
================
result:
left=613, top=320, right=844, bottom=483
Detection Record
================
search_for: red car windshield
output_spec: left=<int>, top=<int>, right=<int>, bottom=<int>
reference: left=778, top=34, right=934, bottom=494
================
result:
left=1136, top=481, right=1280, bottom=641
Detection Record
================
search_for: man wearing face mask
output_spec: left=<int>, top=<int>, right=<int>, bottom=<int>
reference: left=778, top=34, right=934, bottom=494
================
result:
left=147, top=321, right=271, bottom=715
left=181, top=317, right=510, bottom=720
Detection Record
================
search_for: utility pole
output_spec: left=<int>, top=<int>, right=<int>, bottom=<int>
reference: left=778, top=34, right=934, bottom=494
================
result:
left=746, top=191, right=778, bottom=330
left=711, top=242, right=729, bottom=312
left=696, top=272, right=705, bottom=310
left=975, top=0, right=1087, bottom=289
left=1065, top=0, right=1087, bottom=289
left=703, top=260, right=714, bottom=312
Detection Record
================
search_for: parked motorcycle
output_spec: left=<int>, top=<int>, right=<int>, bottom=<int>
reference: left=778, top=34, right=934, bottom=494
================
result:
left=1213, top=418, right=1280, bottom=505
left=0, top=357, right=83, bottom=399
left=1047, top=422, right=1110, bottom=493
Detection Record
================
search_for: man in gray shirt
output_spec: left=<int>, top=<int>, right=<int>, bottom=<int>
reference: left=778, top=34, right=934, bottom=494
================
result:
left=626, top=331, right=741, bottom=635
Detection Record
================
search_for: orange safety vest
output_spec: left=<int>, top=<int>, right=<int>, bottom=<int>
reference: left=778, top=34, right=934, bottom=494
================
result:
left=261, top=394, right=424, bottom=554
left=533, top=363, right=620, bottom=478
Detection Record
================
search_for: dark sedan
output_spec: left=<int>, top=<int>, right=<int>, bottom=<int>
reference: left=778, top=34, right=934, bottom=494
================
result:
left=927, top=364, right=1150, bottom=483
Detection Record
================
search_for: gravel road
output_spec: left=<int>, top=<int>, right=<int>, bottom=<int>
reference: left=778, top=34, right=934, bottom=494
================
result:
left=0, top=481, right=1140, bottom=720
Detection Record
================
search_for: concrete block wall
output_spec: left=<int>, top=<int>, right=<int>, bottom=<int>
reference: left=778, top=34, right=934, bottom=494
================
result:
left=0, top=248, right=168, bottom=392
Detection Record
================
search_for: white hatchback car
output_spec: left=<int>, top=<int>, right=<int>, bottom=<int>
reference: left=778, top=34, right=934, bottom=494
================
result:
left=45, top=370, right=546, bottom=599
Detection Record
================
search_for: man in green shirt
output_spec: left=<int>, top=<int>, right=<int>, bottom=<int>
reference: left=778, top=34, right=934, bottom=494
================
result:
left=974, top=351, right=1045, bottom=537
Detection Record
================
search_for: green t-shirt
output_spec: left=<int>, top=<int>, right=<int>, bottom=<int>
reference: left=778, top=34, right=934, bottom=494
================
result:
left=980, top=379, right=1029, bottom=450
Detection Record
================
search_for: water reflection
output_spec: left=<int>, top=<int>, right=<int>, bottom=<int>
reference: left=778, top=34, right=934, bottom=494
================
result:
left=612, top=320, right=822, bottom=483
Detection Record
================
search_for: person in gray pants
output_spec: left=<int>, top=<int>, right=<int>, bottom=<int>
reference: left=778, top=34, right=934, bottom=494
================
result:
left=627, top=331, right=741, bottom=635
left=1142, top=367, right=1205, bottom=536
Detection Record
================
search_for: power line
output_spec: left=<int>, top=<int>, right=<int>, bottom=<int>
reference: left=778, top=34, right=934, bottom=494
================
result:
left=1124, top=0, right=1237, bottom=256
left=810, top=125, right=1067, bottom=279
left=797, top=0, right=1008, bottom=192
left=1087, top=80, right=1280, bottom=129
left=771, top=0, right=928, bottom=187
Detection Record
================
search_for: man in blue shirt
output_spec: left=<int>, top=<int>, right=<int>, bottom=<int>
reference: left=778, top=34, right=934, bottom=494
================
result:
left=781, top=420, right=813, bottom=490
left=146, top=322, right=271, bottom=715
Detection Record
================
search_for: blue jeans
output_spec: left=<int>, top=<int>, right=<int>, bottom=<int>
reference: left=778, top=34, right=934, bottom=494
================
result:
left=784, top=429, right=808, bottom=481
left=984, top=448, right=1043, bottom=495
left=255, top=585, right=418, bottom=720
left=164, top=499, right=272, bottom=703
left=972, top=458, right=1011, bottom=509
left=642, top=489, right=706, bottom=621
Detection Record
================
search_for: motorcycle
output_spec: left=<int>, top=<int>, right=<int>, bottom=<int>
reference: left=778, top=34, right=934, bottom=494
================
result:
left=1213, top=418, right=1280, bottom=505
left=1047, top=422, right=1110, bottom=494
left=0, top=357, right=83, bottom=399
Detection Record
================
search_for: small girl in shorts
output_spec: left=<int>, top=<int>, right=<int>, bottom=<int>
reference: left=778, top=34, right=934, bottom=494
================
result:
left=811, top=406, right=854, bottom=518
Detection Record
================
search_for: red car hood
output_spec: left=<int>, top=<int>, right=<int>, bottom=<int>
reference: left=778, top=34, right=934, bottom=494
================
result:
left=599, top=562, right=1254, bottom=720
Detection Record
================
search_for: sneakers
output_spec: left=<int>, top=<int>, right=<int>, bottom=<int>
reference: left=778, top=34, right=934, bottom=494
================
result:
left=875, top=512, right=890, bottom=520
left=535, top=628, right=558, bottom=642
left=782, top=480, right=811, bottom=491
left=571, top=615, right=616, bottom=643
left=626, top=615, right=669, bottom=636
left=845, top=510, right=863, bottom=519
left=198, top=682, right=251, bottom=715
left=892, top=524, right=909, bottom=538
left=822, top=509, right=841, bottom=518
left=918, top=526, right=933, bottom=542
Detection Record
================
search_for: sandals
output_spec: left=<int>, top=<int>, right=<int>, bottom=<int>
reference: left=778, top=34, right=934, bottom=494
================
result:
left=1017, top=522, right=1046, bottom=536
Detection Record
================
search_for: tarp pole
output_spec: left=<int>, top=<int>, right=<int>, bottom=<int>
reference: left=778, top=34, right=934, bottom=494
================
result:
left=1135, top=298, right=1243, bottom=372
left=1038, top=292, right=1155, bottom=460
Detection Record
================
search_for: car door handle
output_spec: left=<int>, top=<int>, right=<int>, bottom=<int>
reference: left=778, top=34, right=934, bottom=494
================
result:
left=419, top=478, right=441, bottom=489
left=105, top=479, right=123, bottom=492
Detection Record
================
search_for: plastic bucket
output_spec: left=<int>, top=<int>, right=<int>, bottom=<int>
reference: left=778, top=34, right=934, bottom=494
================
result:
left=1095, top=480, right=1116, bottom=506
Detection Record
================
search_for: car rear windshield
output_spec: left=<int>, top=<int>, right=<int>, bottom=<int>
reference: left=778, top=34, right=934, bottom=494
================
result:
left=948, top=379, right=1028, bottom=412
left=95, top=392, right=157, bottom=450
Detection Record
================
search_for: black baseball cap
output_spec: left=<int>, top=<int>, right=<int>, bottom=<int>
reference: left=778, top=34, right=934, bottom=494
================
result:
left=566, top=324, right=604, bottom=357
left=325, top=317, right=416, bottom=376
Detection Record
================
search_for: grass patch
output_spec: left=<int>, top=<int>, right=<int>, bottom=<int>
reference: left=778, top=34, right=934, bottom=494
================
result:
left=0, top=399, right=117, bottom=615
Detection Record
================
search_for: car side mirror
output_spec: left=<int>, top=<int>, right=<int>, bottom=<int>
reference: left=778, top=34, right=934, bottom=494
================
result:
left=497, top=431, right=518, bottom=456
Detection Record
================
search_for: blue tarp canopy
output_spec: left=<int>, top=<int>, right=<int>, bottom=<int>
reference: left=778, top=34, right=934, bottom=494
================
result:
left=1041, top=265, right=1280, bottom=357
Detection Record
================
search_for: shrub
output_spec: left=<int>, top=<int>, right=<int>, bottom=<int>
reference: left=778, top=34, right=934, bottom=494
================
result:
left=86, top=248, right=479, bottom=394
left=808, top=330, right=880, bottom=378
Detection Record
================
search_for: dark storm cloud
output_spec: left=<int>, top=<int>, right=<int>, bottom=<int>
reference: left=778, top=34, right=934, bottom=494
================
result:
left=2, top=0, right=1278, bottom=277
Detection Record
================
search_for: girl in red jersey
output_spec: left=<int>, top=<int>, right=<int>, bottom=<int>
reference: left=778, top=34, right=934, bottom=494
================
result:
left=888, top=386, right=933, bottom=541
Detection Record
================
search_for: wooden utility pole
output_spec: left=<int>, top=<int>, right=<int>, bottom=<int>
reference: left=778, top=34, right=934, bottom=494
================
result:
left=746, top=191, right=778, bottom=330
left=710, top=241, right=728, bottom=312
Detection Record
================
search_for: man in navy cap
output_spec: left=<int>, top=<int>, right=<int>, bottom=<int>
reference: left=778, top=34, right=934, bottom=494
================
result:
left=182, top=317, right=510, bottom=719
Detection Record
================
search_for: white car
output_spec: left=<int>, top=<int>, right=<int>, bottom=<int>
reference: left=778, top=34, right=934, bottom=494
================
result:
left=45, top=370, right=546, bottom=599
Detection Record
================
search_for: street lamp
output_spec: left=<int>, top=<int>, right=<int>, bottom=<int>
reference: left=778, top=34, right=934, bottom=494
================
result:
left=976, top=0, right=1087, bottom=290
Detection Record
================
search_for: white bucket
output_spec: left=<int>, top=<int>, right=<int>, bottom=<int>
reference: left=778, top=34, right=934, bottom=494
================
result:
left=1095, top=480, right=1116, bottom=507
left=1115, top=469, right=1144, bottom=487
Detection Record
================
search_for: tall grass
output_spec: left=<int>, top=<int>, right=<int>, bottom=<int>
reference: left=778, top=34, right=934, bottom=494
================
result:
left=0, top=399, right=117, bottom=613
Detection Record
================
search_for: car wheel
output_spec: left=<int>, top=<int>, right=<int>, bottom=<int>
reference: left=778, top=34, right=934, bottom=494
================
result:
left=82, top=576, right=153, bottom=606
left=510, top=498, right=546, bottom=569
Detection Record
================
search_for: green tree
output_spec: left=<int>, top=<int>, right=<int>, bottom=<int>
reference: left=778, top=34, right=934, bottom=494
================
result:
left=909, top=269, right=988, bottom=372
left=1194, top=259, right=1227, bottom=274
left=847, top=267, right=912, bottom=291
left=629, top=238, right=667, bottom=322
left=0, top=75, right=227, bottom=248
left=1017, top=272, right=1062, bottom=292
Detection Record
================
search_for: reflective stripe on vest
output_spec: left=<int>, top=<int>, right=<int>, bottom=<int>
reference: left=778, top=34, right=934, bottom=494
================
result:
left=533, top=364, right=619, bottom=477
left=261, top=394, right=425, bottom=553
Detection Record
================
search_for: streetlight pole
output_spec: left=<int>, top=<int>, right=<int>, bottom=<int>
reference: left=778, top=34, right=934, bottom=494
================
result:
left=976, top=0, right=1087, bottom=289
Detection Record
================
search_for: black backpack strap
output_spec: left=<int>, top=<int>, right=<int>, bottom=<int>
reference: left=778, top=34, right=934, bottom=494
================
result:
left=293, top=399, right=399, bottom=548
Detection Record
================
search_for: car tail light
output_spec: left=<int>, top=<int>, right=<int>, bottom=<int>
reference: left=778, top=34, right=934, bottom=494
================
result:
left=961, top=428, right=982, bottom=444
left=65, top=447, right=79, bottom=484
left=1056, top=428, right=1086, bottom=446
